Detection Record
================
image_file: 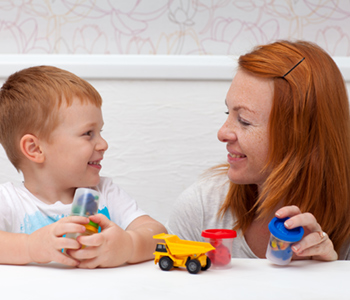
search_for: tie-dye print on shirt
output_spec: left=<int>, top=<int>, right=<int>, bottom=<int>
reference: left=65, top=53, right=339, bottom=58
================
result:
left=20, top=207, right=111, bottom=234
left=0, top=177, right=145, bottom=234
left=21, top=211, right=66, bottom=234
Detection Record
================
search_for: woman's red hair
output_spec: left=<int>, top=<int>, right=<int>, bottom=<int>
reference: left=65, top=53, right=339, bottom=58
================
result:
left=218, top=40, right=350, bottom=253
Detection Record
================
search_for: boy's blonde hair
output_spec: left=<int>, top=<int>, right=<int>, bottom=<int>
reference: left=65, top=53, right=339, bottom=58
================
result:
left=0, top=65, right=102, bottom=171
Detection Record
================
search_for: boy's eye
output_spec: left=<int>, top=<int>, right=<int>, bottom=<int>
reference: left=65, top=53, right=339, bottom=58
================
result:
left=84, top=131, right=93, bottom=136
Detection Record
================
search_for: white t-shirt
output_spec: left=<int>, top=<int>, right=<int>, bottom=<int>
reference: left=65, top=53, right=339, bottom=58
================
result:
left=0, top=177, right=146, bottom=234
left=166, top=175, right=350, bottom=260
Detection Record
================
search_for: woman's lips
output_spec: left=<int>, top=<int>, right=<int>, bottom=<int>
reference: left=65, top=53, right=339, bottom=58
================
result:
left=227, top=152, right=246, bottom=163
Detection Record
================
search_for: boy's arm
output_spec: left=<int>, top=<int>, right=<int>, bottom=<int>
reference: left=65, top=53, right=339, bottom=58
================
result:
left=0, top=216, right=89, bottom=266
left=125, top=215, right=167, bottom=264
left=0, top=231, right=32, bottom=264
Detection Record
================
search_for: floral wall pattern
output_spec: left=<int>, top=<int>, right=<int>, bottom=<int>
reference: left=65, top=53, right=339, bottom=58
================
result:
left=0, top=0, right=349, bottom=56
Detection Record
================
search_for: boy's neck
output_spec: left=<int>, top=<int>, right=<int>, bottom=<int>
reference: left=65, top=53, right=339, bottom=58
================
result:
left=20, top=162, right=77, bottom=205
left=23, top=177, right=75, bottom=205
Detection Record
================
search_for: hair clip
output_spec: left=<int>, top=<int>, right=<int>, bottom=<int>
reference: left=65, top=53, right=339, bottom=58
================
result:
left=283, top=57, right=305, bottom=78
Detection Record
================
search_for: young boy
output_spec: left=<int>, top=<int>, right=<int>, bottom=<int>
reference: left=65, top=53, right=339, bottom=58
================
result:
left=0, top=65, right=166, bottom=268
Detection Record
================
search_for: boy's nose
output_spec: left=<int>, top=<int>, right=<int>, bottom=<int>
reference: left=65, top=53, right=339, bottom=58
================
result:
left=97, top=136, right=108, bottom=152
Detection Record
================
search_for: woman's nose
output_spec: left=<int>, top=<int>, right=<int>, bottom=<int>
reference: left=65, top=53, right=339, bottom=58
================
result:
left=218, top=120, right=237, bottom=143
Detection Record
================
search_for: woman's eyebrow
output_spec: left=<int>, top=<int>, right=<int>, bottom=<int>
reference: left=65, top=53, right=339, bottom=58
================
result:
left=225, top=99, right=255, bottom=114
left=233, top=105, right=256, bottom=114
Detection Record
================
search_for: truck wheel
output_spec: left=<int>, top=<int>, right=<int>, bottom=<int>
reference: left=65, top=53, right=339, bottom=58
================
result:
left=201, top=257, right=212, bottom=271
left=159, top=257, right=173, bottom=271
left=186, top=259, right=201, bottom=274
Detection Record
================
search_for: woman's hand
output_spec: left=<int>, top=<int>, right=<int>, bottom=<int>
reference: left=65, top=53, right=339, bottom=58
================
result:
left=275, top=205, right=338, bottom=261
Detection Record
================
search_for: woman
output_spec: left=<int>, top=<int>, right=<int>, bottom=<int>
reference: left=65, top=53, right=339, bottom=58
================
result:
left=167, top=40, right=350, bottom=260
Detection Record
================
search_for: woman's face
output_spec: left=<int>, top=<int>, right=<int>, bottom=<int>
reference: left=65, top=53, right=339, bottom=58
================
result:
left=218, top=69, right=274, bottom=188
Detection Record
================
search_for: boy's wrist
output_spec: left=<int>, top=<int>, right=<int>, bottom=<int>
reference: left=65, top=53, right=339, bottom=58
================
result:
left=124, top=230, right=137, bottom=264
left=16, top=233, right=33, bottom=265
left=25, top=233, right=36, bottom=264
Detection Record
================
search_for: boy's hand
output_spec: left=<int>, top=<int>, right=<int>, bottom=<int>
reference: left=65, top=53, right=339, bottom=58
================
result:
left=27, top=216, right=89, bottom=266
left=67, top=214, right=167, bottom=268
left=66, top=214, right=134, bottom=268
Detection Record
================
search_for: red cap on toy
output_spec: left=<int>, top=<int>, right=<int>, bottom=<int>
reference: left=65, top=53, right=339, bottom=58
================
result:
left=201, top=229, right=237, bottom=239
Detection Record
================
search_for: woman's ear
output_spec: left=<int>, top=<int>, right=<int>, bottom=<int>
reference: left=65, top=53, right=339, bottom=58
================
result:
left=20, top=134, right=45, bottom=163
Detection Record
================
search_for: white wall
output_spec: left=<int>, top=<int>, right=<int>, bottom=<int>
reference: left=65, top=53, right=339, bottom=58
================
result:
left=98, top=78, right=230, bottom=222
left=0, top=56, right=349, bottom=224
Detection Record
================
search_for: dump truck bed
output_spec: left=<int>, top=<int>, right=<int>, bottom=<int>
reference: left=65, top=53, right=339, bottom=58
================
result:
left=154, top=233, right=215, bottom=256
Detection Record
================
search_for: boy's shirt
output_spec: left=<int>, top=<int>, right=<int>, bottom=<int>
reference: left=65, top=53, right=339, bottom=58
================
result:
left=0, top=177, right=146, bottom=234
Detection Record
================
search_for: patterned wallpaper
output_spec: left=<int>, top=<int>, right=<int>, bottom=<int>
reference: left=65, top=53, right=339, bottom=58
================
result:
left=0, top=0, right=349, bottom=56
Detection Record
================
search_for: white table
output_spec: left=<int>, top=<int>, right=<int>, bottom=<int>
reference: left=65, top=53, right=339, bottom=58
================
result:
left=0, top=259, right=349, bottom=300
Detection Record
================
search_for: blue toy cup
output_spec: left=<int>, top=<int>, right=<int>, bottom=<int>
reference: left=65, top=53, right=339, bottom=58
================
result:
left=266, top=217, right=304, bottom=265
left=70, top=188, right=99, bottom=217
left=64, top=188, right=100, bottom=253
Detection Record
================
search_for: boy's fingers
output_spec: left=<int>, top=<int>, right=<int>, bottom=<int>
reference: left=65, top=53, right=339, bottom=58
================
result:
left=69, top=247, right=98, bottom=261
left=77, top=258, right=100, bottom=269
left=58, top=237, right=82, bottom=250
left=89, top=214, right=111, bottom=229
left=54, top=224, right=87, bottom=237
left=77, top=232, right=102, bottom=247
left=60, top=216, right=90, bottom=224
left=54, top=252, right=80, bottom=267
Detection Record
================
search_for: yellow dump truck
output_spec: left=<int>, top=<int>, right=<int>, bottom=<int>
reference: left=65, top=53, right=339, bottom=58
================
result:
left=153, top=233, right=215, bottom=274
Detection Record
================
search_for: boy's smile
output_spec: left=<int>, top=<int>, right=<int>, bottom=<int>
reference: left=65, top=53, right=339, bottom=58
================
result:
left=88, top=160, right=102, bottom=169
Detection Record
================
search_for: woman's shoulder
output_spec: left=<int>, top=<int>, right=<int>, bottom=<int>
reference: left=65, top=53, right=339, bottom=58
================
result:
left=177, top=173, right=229, bottom=208
left=190, top=173, right=229, bottom=198
left=167, top=173, right=232, bottom=240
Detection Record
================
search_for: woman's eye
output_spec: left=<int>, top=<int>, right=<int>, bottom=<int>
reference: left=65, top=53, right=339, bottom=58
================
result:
left=239, top=118, right=251, bottom=126
left=225, top=111, right=229, bottom=115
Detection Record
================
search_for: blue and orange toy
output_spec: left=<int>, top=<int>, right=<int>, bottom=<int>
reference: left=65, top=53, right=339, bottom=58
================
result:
left=266, top=217, right=304, bottom=265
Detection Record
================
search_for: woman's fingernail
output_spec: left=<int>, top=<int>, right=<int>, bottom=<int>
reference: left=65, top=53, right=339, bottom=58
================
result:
left=320, top=231, right=326, bottom=239
left=284, top=220, right=293, bottom=228
left=292, top=243, right=300, bottom=252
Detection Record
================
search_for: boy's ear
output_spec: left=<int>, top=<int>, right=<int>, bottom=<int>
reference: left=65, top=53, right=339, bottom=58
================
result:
left=20, top=134, right=45, bottom=163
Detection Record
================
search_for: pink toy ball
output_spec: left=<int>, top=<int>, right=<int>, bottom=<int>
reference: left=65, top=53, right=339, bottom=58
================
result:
left=201, top=229, right=237, bottom=269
